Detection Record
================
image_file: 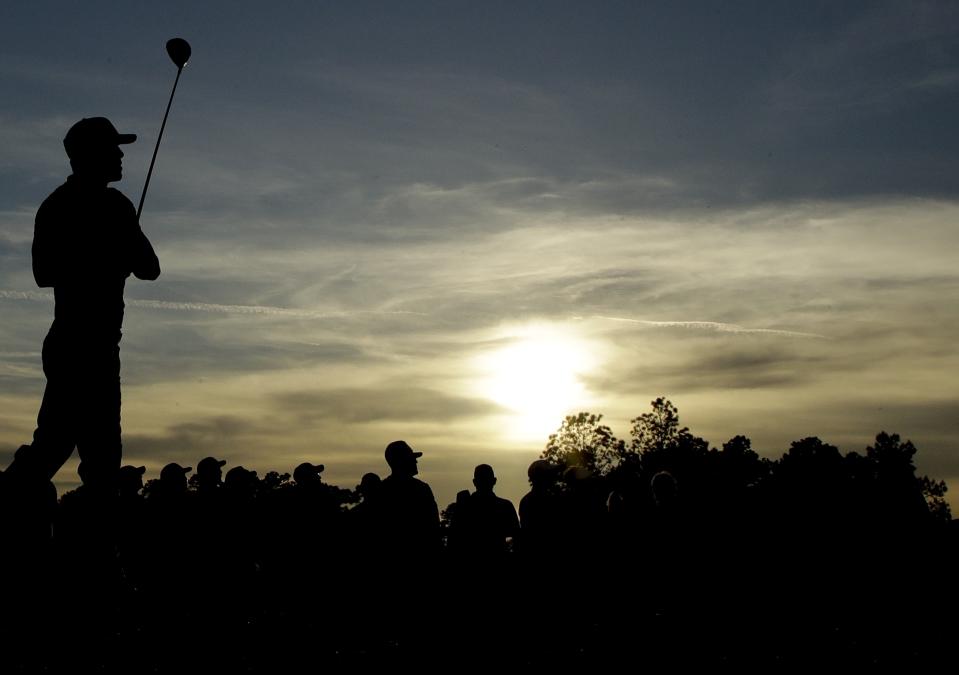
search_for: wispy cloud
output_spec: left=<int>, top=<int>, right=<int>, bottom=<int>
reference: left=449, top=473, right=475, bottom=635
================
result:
left=0, top=289, right=424, bottom=319
left=585, top=315, right=828, bottom=339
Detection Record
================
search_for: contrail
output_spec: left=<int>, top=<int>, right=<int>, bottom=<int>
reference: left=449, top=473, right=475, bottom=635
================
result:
left=585, top=315, right=828, bottom=339
left=0, top=290, right=53, bottom=302
left=127, top=298, right=425, bottom=319
left=0, top=289, right=424, bottom=319
left=1, top=290, right=823, bottom=336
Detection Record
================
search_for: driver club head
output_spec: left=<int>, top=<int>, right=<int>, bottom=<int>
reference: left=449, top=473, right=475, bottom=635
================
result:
left=166, top=38, right=191, bottom=69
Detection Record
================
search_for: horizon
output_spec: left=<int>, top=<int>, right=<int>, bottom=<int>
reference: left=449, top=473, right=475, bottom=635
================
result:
left=2, top=1, right=958, bottom=513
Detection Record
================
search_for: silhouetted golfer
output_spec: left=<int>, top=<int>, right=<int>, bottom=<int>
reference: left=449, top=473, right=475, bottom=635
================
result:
left=6, top=117, right=160, bottom=498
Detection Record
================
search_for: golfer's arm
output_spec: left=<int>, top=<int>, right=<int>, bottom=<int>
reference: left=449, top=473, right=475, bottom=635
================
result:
left=131, top=224, right=161, bottom=281
left=32, top=205, right=59, bottom=288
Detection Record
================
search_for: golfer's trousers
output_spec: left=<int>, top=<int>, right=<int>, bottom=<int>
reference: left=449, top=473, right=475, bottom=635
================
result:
left=26, top=331, right=122, bottom=491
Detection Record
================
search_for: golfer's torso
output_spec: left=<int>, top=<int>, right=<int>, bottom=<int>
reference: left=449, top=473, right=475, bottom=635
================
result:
left=37, top=181, right=136, bottom=347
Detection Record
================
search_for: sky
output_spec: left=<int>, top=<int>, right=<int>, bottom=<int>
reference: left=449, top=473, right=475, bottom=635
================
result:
left=1, top=1, right=958, bottom=511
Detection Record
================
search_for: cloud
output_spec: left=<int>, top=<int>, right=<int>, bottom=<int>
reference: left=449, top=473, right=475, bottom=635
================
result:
left=586, top=341, right=834, bottom=397
left=274, top=385, right=504, bottom=424
left=2, top=1, right=958, bottom=511
left=121, top=414, right=265, bottom=471
left=586, top=316, right=827, bottom=339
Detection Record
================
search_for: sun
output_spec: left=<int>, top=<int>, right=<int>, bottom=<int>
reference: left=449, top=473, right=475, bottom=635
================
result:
left=475, top=325, right=595, bottom=441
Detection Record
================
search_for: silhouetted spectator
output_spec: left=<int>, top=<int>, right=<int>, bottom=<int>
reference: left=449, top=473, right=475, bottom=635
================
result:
left=116, top=465, right=147, bottom=577
left=341, top=471, right=383, bottom=560
left=374, top=440, right=440, bottom=651
left=147, top=463, right=193, bottom=554
left=146, top=462, right=194, bottom=576
left=0, top=457, right=58, bottom=667
left=192, top=456, right=231, bottom=647
left=118, top=464, right=145, bottom=499
left=192, top=457, right=227, bottom=571
left=651, top=470, right=679, bottom=511
left=463, top=464, right=519, bottom=558
left=293, top=461, right=324, bottom=487
left=644, top=470, right=699, bottom=622
left=1, top=446, right=58, bottom=553
left=195, top=456, right=226, bottom=495
left=376, top=440, right=440, bottom=558
left=158, top=462, right=192, bottom=497
left=518, top=459, right=564, bottom=559
left=221, top=465, right=261, bottom=573
left=339, top=471, right=385, bottom=653
left=560, top=465, right=608, bottom=555
left=443, top=489, right=473, bottom=556
left=286, top=461, right=340, bottom=570
left=351, top=472, right=382, bottom=524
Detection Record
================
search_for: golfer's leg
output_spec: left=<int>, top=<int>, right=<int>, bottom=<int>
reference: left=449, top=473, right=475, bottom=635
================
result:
left=6, top=373, right=78, bottom=482
left=76, top=371, right=122, bottom=495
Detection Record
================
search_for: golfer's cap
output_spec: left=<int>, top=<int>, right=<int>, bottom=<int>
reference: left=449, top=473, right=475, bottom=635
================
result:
left=385, top=440, right=422, bottom=464
left=293, top=462, right=325, bottom=482
left=63, top=117, right=136, bottom=158
left=160, top=462, right=193, bottom=480
left=197, top=456, right=227, bottom=474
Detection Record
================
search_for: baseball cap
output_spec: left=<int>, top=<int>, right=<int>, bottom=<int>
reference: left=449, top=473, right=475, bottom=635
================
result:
left=160, top=462, right=193, bottom=481
left=384, top=440, right=422, bottom=464
left=293, top=462, right=325, bottom=483
left=225, top=466, right=257, bottom=485
left=197, top=456, right=227, bottom=474
left=119, top=465, right=147, bottom=478
left=63, top=117, right=136, bottom=159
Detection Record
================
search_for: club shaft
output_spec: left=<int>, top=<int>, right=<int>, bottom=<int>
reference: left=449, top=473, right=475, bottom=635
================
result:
left=137, top=66, right=182, bottom=220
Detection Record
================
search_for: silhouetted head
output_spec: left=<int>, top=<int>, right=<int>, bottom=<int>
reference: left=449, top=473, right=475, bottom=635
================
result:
left=159, top=463, right=192, bottom=493
left=118, top=465, right=146, bottom=497
left=225, top=466, right=257, bottom=492
left=63, top=117, right=135, bottom=184
left=456, top=489, right=471, bottom=505
left=293, top=462, right=325, bottom=486
left=527, top=459, right=558, bottom=490
left=473, top=464, right=497, bottom=493
left=196, top=456, right=226, bottom=487
left=358, top=472, right=381, bottom=498
left=650, top=471, right=679, bottom=508
left=384, top=440, right=422, bottom=476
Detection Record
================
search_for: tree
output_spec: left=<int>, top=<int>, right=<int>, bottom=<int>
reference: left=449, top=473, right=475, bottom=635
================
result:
left=866, top=432, right=917, bottom=474
left=918, top=476, right=951, bottom=523
left=774, top=436, right=845, bottom=507
left=866, top=432, right=937, bottom=523
left=261, top=470, right=292, bottom=492
left=629, top=397, right=710, bottom=479
left=779, top=436, right=843, bottom=475
left=630, top=397, right=682, bottom=455
left=719, top=435, right=770, bottom=489
left=542, top=411, right=627, bottom=475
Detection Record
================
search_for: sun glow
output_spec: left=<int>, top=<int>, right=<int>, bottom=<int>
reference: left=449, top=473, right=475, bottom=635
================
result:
left=475, top=325, right=596, bottom=441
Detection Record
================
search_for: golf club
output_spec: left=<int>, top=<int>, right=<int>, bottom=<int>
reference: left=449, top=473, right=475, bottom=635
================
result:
left=137, top=37, right=191, bottom=219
